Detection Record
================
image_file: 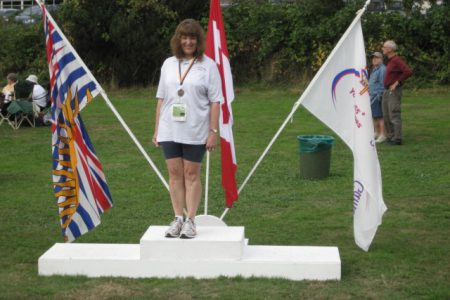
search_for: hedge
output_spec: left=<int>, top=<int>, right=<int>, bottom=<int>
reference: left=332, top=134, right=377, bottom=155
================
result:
left=0, top=0, right=448, bottom=87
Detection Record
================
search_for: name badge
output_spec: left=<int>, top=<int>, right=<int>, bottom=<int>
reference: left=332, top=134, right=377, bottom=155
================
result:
left=171, top=103, right=187, bottom=122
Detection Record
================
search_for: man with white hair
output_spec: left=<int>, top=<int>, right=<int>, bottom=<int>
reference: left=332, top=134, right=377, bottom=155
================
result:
left=381, top=40, right=413, bottom=145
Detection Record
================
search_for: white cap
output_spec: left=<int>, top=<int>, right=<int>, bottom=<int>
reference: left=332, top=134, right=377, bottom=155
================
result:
left=26, top=74, right=38, bottom=84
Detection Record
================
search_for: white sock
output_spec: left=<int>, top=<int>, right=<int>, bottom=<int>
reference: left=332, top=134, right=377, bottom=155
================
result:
left=175, top=215, right=184, bottom=222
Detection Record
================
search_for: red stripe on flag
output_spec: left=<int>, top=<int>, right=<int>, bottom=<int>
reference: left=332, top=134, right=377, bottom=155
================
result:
left=74, top=122, right=112, bottom=211
left=221, top=138, right=238, bottom=208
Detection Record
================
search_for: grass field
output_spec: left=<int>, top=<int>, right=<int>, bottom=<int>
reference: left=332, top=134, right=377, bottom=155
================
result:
left=0, top=86, right=449, bottom=299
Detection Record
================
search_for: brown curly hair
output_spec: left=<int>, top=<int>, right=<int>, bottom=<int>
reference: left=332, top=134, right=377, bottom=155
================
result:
left=170, top=19, right=205, bottom=59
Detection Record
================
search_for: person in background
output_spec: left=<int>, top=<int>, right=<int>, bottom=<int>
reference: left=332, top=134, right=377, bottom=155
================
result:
left=13, top=76, right=33, bottom=100
left=369, top=52, right=386, bottom=143
left=381, top=40, right=413, bottom=145
left=1, top=73, right=20, bottom=116
left=152, top=19, right=222, bottom=239
left=26, top=74, right=49, bottom=112
left=2, top=73, right=17, bottom=102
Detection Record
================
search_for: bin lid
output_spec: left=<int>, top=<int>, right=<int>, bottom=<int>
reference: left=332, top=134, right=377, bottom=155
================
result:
left=297, top=135, right=334, bottom=153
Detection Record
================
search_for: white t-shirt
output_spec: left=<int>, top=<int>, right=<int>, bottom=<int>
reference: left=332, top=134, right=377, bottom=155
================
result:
left=32, top=84, right=48, bottom=108
left=156, top=55, right=223, bottom=144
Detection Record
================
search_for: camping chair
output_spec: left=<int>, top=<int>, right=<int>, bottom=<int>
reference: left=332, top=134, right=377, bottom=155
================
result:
left=0, top=95, right=14, bottom=128
left=33, top=102, right=51, bottom=126
left=6, top=100, right=35, bottom=130
left=0, top=108, right=13, bottom=127
left=39, top=105, right=52, bottom=126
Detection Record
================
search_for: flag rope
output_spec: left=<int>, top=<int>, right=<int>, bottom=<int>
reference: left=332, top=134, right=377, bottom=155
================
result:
left=220, top=0, right=372, bottom=221
left=36, top=0, right=169, bottom=192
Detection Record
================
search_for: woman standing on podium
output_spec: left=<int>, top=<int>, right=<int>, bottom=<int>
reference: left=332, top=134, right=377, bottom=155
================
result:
left=152, top=19, right=223, bottom=239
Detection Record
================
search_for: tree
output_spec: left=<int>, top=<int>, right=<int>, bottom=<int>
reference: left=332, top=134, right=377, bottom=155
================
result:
left=164, top=0, right=209, bottom=21
left=57, top=0, right=177, bottom=87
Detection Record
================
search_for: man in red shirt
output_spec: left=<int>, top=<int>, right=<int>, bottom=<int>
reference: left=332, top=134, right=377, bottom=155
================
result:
left=381, top=40, right=413, bottom=145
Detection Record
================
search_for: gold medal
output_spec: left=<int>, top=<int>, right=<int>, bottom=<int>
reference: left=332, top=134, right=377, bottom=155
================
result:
left=178, top=88, right=184, bottom=97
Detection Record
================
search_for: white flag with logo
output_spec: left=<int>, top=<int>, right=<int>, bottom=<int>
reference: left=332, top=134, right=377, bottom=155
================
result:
left=299, top=17, right=387, bottom=251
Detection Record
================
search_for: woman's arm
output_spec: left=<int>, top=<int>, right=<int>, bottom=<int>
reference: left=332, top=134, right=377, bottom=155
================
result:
left=206, top=102, right=220, bottom=151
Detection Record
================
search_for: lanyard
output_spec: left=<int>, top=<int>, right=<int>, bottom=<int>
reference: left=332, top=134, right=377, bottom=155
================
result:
left=178, top=57, right=196, bottom=86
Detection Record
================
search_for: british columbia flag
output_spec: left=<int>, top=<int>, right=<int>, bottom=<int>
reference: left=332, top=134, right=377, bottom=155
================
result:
left=40, top=2, right=113, bottom=242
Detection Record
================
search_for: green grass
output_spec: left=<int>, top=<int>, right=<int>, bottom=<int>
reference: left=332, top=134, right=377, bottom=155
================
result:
left=0, top=86, right=449, bottom=299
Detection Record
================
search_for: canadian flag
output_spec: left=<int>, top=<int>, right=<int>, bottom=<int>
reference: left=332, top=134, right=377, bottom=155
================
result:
left=205, top=0, right=238, bottom=208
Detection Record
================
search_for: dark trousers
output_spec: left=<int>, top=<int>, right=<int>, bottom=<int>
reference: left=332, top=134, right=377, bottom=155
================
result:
left=382, top=87, right=403, bottom=141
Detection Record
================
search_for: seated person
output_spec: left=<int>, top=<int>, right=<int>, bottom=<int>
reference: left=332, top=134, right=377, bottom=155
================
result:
left=14, top=77, right=34, bottom=100
left=26, top=74, right=49, bottom=111
left=1, top=73, right=18, bottom=114
left=2, top=73, right=17, bottom=101
left=0, top=92, right=4, bottom=109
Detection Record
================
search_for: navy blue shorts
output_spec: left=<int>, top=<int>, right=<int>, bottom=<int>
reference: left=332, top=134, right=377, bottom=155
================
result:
left=159, top=142, right=206, bottom=163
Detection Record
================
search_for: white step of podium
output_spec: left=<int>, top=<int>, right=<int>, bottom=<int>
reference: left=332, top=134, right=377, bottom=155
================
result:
left=140, top=226, right=245, bottom=260
left=39, top=226, right=341, bottom=281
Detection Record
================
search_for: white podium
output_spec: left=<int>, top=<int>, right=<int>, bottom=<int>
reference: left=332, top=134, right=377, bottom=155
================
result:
left=39, top=226, right=341, bottom=281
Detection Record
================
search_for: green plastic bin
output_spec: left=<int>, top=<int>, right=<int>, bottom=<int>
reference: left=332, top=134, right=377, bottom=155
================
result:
left=297, top=135, right=334, bottom=180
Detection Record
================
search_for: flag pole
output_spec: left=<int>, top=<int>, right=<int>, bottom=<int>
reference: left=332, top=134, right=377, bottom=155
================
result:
left=220, top=0, right=372, bottom=221
left=36, top=0, right=169, bottom=191
left=204, top=151, right=211, bottom=215
left=99, top=91, right=169, bottom=191
left=220, top=100, right=303, bottom=220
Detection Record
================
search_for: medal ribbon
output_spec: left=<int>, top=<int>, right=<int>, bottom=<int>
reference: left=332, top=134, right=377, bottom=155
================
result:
left=178, top=57, right=197, bottom=86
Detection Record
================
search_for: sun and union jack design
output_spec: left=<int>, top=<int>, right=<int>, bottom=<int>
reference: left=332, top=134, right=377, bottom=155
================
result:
left=42, top=4, right=113, bottom=242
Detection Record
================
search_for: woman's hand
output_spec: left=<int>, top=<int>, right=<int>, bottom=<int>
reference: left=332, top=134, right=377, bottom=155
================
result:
left=152, top=132, right=159, bottom=147
left=206, top=132, right=217, bottom=152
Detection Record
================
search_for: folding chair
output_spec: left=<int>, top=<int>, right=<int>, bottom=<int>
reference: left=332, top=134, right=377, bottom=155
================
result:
left=0, top=109, right=13, bottom=127
left=0, top=96, right=14, bottom=128
left=36, top=104, right=52, bottom=126
left=6, top=100, right=35, bottom=130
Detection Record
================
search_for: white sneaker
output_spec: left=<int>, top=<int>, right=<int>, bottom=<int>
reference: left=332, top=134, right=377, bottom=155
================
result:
left=165, top=218, right=184, bottom=238
left=376, top=135, right=387, bottom=143
left=180, top=218, right=197, bottom=239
